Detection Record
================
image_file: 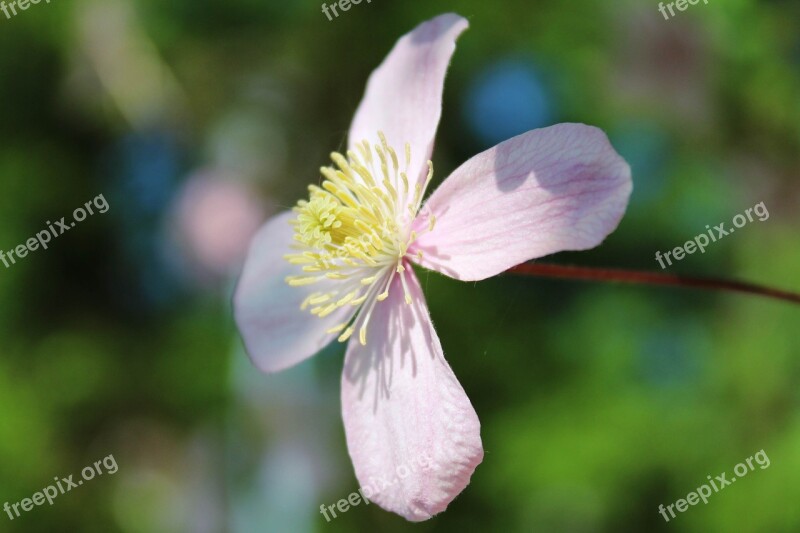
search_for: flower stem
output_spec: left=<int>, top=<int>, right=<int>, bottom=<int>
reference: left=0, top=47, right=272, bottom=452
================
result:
left=508, top=263, right=800, bottom=305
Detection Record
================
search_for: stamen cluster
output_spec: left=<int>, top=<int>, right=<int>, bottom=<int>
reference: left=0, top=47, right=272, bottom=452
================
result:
left=285, top=133, right=435, bottom=345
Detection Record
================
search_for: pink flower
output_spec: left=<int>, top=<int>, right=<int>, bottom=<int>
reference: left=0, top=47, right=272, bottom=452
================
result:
left=234, top=13, right=631, bottom=521
left=172, top=170, right=266, bottom=280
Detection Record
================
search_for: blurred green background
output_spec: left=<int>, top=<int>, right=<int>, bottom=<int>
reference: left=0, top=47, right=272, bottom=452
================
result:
left=0, top=0, right=798, bottom=531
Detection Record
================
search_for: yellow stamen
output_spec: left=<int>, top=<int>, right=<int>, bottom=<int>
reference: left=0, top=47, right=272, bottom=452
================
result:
left=285, top=132, right=438, bottom=344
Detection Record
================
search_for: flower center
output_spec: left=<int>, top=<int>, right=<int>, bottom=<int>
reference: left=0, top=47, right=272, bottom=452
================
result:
left=284, top=132, right=436, bottom=345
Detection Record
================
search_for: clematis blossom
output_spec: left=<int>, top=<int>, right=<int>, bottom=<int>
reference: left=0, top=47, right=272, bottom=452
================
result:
left=234, top=13, right=632, bottom=521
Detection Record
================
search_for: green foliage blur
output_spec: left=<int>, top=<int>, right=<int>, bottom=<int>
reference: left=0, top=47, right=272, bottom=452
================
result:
left=0, top=0, right=798, bottom=531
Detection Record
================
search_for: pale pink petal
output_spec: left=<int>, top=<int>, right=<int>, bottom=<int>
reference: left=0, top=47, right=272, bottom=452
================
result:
left=409, top=123, right=632, bottom=281
left=341, top=268, right=483, bottom=522
left=348, top=13, right=469, bottom=187
left=234, top=211, right=356, bottom=373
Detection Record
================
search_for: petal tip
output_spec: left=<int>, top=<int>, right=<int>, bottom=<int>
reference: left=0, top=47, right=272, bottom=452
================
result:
left=398, top=444, right=485, bottom=522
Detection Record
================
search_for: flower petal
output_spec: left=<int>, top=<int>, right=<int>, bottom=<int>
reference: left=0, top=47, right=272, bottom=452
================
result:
left=234, top=211, right=356, bottom=373
left=340, top=268, right=483, bottom=521
left=348, top=13, right=469, bottom=187
left=410, top=123, right=632, bottom=281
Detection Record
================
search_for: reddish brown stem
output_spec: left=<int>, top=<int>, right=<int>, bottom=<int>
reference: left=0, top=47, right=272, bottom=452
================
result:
left=508, top=263, right=800, bottom=305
